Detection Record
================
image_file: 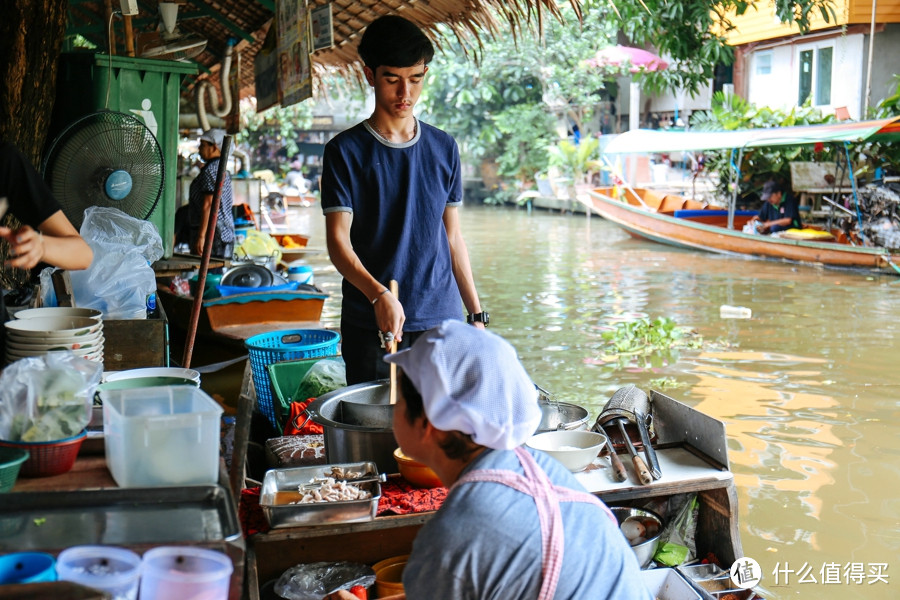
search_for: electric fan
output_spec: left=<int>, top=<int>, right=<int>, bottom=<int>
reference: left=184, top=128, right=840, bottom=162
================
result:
left=42, top=110, right=164, bottom=230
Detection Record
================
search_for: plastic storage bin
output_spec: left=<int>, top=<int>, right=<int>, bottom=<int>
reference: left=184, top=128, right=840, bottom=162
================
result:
left=245, top=329, right=340, bottom=430
left=101, top=386, right=223, bottom=487
left=267, top=355, right=341, bottom=430
left=56, top=545, right=142, bottom=600
left=139, top=546, right=232, bottom=600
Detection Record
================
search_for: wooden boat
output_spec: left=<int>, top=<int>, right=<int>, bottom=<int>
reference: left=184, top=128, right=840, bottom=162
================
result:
left=157, top=284, right=329, bottom=363
left=588, top=186, right=900, bottom=274
left=594, top=116, right=900, bottom=275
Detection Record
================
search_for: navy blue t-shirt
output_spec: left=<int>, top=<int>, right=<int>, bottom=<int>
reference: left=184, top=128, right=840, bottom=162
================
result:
left=321, top=120, right=464, bottom=330
left=758, top=195, right=802, bottom=232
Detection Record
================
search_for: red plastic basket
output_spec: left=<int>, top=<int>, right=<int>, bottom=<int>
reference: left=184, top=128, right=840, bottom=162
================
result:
left=0, top=430, right=86, bottom=478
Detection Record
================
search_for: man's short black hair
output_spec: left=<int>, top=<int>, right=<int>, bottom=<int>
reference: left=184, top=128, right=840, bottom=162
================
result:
left=358, top=15, right=435, bottom=72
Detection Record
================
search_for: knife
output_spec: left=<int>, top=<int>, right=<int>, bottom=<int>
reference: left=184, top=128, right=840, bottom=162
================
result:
left=616, top=417, right=653, bottom=485
left=634, top=408, right=662, bottom=480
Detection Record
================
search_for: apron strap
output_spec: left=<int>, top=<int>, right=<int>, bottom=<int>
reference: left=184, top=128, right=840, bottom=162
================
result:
left=453, top=447, right=606, bottom=600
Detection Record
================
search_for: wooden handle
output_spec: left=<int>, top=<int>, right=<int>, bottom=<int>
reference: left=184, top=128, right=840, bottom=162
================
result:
left=388, top=279, right=399, bottom=405
left=632, top=454, right=653, bottom=485
left=608, top=450, right=628, bottom=482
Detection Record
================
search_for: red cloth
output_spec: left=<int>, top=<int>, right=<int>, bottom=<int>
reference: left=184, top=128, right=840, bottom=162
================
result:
left=283, top=398, right=324, bottom=435
left=238, top=475, right=447, bottom=537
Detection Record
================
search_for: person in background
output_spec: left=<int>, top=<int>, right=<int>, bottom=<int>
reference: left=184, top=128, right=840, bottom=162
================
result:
left=750, top=179, right=802, bottom=234
left=320, top=16, right=486, bottom=385
left=327, top=321, right=650, bottom=600
left=189, top=128, right=235, bottom=259
left=0, top=141, right=93, bottom=271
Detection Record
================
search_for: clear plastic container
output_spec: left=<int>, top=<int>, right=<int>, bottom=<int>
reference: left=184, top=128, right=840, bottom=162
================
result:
left=56, top=545, right=142, bottom=600
left=139, top=546, right=232, bottom=600
left=101, top=386, right=223, bottom=487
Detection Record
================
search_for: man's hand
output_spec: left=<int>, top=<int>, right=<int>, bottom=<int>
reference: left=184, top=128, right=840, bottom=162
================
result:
left=0, top=225, right=44, bottom=269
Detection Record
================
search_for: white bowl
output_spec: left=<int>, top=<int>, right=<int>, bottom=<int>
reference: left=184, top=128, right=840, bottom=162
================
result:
left=526, top=430, right=608, bottom=472
left=14, top=307, right=103, bottom=321
left=6, top=336, right=103, bottom=352
left=104, top=367, right=201, bottom=384
left=4, top=316, right=102, bottom=339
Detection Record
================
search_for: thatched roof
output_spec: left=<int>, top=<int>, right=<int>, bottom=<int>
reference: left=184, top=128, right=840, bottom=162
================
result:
left=66, top=0, right=581, bottom=103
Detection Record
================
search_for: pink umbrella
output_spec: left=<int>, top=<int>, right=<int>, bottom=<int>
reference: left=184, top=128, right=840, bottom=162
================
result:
left=585, top=45, right=668, bottom=73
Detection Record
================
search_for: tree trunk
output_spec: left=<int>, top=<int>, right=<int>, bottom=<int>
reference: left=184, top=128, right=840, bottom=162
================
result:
left=0, top=0, right=67, bottom=163
left=0, top=0, right=68, bottom=288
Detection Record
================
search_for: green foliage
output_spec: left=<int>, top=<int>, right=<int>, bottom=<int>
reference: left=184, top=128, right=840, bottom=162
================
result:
left=492, top=104, right=558, bottom=184
left=864, top=75, right=900, bottom=173
left=690, top=91, right=836, bottom=203
left=547, top=137, right=601, bottom=183
left=419, top=4, right=618, bottom=171
left=595, top=316, right=702, bottom=370
left=584, top=0, right=837, bottom=96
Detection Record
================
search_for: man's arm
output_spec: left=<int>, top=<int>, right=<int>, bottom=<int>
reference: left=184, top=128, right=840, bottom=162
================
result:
left=443, top=206, right=484, bottom=329
left=192, top=192, right=213, bottom=255
left=325, top=211, right=405, bottom=337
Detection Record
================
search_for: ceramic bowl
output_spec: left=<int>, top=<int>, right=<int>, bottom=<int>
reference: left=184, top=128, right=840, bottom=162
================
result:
left=7, top=331, right=104, bottom=347
left=6, top=345, right=102, bottom=360
left=393, top=448, right=443, bottom=488
left=6, top=336, right=103, bottom=352
left=104, top=367, right=201, bottom=385
left=4, top=316, right=102, bottom=339
left=13, top=307, right=102, bottom=322
left=526, top=430, right=608, bottom=472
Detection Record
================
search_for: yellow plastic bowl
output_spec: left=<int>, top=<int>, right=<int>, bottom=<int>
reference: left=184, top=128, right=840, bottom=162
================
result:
left=374, top=556, right=407, bottom=598
left=393, top=448, right=443, bottom=488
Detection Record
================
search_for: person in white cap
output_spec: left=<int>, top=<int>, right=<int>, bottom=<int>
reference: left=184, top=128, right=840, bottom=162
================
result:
left=189, top=128, right=234, bottom=260
left=328, top=320, right=650, bottom=600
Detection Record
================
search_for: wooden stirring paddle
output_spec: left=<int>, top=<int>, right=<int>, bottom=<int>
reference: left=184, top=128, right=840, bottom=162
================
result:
left=389, top=279, right=399, bottom=404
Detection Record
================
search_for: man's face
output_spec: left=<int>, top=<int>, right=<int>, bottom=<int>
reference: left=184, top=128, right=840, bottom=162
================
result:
left=768, top=190, right=782, bottom=205
left=365, top=62, right=428, bottom=119
left=199, top=140, right=218, bottom=161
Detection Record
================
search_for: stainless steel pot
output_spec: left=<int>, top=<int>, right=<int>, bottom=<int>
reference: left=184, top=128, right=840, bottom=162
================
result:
left=536, top=399, right=590, bottom=433
left=305, top=380, right=398, bottom=473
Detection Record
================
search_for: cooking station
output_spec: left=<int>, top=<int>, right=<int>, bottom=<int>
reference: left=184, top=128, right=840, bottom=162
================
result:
left=245, top=390, right=744, bottom=598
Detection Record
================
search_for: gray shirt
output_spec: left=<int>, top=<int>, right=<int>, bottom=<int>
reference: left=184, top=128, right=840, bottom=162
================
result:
left=403, top=447, right=652, bottom=599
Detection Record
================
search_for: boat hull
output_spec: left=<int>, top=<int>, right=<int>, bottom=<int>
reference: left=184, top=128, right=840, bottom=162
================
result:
left=589, top=187, right=900, bottom=274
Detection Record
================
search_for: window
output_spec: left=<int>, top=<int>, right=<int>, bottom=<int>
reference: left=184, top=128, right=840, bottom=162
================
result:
left=755, top=51, right=772, bottom=75
left=798, top=45, right=833, bottom=106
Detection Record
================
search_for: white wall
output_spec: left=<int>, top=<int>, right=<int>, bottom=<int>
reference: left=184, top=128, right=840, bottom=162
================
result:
left=746, top=33, right=865, bottom=119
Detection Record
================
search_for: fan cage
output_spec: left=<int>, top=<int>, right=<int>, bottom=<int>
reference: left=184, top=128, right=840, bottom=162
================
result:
left=42, top=110, right=165, bottom=230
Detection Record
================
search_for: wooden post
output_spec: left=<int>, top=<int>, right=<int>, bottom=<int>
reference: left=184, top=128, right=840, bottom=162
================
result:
left=124, top=15, right=135, bottom=57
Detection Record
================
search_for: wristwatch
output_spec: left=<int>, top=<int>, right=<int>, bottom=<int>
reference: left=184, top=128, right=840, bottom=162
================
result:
left=467, top=312, right=490, bottom=326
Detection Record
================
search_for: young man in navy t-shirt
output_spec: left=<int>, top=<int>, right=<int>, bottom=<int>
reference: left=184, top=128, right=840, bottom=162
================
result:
left=321, top=16, right=487, bottom=384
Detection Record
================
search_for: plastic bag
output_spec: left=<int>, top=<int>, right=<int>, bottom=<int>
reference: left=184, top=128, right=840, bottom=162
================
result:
left=42, top=207, right=164, bottom=318
left=295, top=358, right=347, bottom=401
left=274, top=561, right=375, bottom=600
left=653, top=493, right=699, bottom=566
left=0, top=352, right=102, bottom=442
left=741, top=221, right=759, bottom=235
left=235, top=229, right=282, bottom=263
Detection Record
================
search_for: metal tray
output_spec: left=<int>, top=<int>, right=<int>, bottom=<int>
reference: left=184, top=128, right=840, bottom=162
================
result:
left=0, top=485, right=241, bottom=551
left=259, top=462, right=381, bottom=529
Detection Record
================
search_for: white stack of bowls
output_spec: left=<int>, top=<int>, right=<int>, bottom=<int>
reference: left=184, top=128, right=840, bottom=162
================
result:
left=6, top=308, right=104, bottom=365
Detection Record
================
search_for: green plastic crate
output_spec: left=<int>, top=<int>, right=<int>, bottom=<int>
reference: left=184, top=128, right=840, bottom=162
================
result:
left=267, top=355, right=341, bottom=431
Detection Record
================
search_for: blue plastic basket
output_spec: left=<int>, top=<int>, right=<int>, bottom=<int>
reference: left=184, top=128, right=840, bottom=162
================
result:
left=245, top=329, right=340, bottom=430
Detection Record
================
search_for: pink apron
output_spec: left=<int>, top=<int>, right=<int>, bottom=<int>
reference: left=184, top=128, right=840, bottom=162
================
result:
left=451, top=447, right=617, bottom=600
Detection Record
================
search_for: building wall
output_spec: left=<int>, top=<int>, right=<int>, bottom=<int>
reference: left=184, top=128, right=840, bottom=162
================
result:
left=745, top=32, right=865, bottom=118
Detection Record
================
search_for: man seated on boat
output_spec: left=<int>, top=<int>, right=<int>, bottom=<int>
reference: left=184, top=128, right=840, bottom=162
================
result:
left=328, top=320, right=650, bottom=600
left=750, top=179, right=802, bottom=234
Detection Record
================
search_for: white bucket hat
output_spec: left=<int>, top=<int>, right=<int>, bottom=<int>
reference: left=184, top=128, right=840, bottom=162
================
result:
left=384, top=320, right=541, bottom=450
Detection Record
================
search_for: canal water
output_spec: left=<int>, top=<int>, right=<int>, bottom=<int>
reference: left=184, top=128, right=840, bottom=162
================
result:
left=291, top=202, right=898, bottom=599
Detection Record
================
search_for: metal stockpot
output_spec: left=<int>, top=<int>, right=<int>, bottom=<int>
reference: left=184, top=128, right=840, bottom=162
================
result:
left=305, top=380, right=398, bottom=473
left=535, top=400, right=591, bottom=433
